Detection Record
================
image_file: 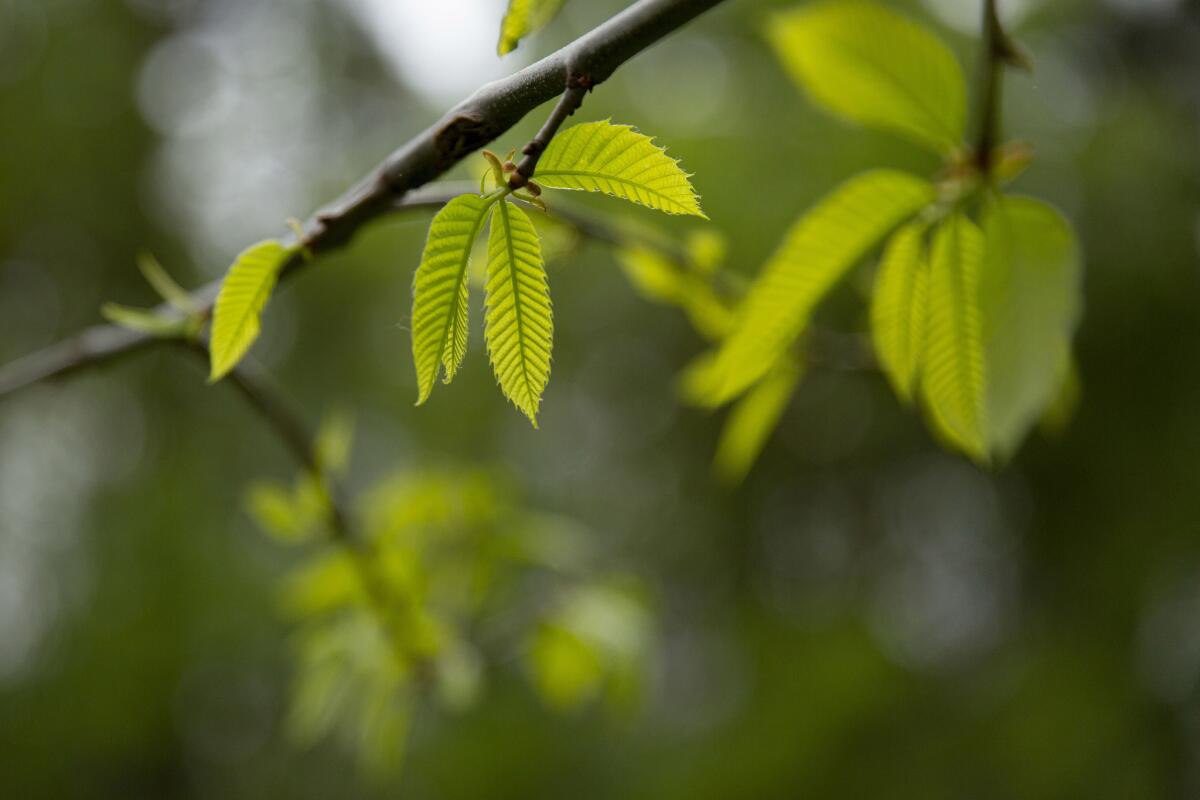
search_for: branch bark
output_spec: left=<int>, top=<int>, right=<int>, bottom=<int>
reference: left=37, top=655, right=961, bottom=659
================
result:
left=0, top=0, right=726, bottom=399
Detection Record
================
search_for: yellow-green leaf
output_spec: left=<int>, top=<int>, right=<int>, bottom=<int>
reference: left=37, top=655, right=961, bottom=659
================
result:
left=767, top=0, right=965, bottom=154
left=615, top=243, right=733, bottom=341
left=411, top=193, right=495, bottom=405
left=691, top=170, right=934, bottom=406
left=713, top=358, right=802, bottom=484
left=497, top=0, right=565, bottom=56
left=484, top=200, right=552, bottom=427
left=208, top=239, right=292, bottom=382
left=871, top=221, right=929, bottom=403
left=922, top=212, right=986, bottom=460
left=979, top=195, right=1082, bottom=457
left=101, top=302, right=189, bottom=338
left=534, top=120, right=706, bottom=217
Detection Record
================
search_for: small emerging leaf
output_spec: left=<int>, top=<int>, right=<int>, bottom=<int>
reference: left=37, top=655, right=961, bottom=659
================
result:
left=871, top=221, right=929, bottom=403
left=101, top=303, right=189, bottom=338
left=137, top=252, right=198, bottom=313
left=922, top=212, right=987, bottom=460
left=209, top=239, right=293, bottom=382
left=535, top=121, right=706, bottom=217
left=713, top=358, right=802, bottom=483
left=497, top=0, right=565, bottom=56
left=484, top=200, right=553, bottom=426
left=411, top=194, right=496, bottom=405
left=692, top=170, right=934, bottom=405
left=767, top=1, right=965, bottom=154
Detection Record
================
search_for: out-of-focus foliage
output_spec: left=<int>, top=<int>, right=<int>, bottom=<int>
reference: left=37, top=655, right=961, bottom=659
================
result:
left=497, top=0, right=566, bottom=56
left=250, top=424, right=652, bottom=774
left=767, top=1, right=966, bottom=155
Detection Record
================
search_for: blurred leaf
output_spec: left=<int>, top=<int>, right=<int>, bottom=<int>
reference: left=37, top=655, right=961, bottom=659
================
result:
left=535, top=121, right=707, bottom=217
left=208, top=239, right=292, bottom=382
left=871, top=221, right=929, bottom=403
left=280, top=553, right=364, bottom=617
left=688, top=170, right=933, bottom=406
left=100, top=302, right=189, bottom=338
left=713, top=358, right=803, bottom=483
left=435, top=637, right=484, bottom=711
left=616, top=243, right=733, bottom=340
left=246, top=480, right=317, bottom=544
left=1039, top=353, right=1081, bottom=437
left=993, top=140, right=1035, bottom=184
left=529, top=624, right=605, bottom=710
left=497, top=0, right=565, bottom=55
left=412, top=194, right=496, bottom=406
left=315, top=410, right=355, bottom=479
left=767, top=0, right=966, bottom=154
left=979, top=195, right=1082, bottom=457
left=137, top=251, right=198, bottom=313
left=922, top=212, right=987, bottom=461
left=485, top=199, right=552, bottom=427
left=685, top=229, right=728, bottom=275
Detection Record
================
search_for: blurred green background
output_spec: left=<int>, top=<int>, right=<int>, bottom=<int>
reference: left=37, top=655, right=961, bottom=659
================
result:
left=2, top=0, right=1200, bottom=796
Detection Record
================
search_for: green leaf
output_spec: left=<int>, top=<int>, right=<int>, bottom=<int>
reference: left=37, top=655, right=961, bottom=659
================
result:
left=922, top=212, right=987, bottom=460
left=208, top=239, right=292, bottom=382
left=1039, top=353, right=1081, bottom=438
left=979, top=195, right=1082, bottom=457
left=534, top=120, right=706, bottom=217
left=101, top=302, right=189, bottom=338
left=484, top=200, right=553, bottom=427
left=691, top=170, right=934, bottom=406
left=615, top=243, right=733, bottom=341
left=766, top=0, right=965, bottom=154
left=497, top=0, right=565, bottom=56
left=713, top=358, right=803, bottom=483
left=137, top=252, right=198, bottom=313
left=871, top=221, right=929, bottom=403
left=411, top=194, right=496, bottom=405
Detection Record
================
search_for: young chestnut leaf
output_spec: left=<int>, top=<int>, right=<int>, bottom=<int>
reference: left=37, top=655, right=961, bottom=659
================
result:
left=978, top=195, right=1082, bottom=459
left=767, top=1, right=966, bottom=155
left=209, top=239, right=293, bottom=382
left=497, top=0, right=565, bottom=56
left=411, top=193, right=498, bottom=405
left=690, top=170, right=934, bottom=406
left=712, top=357, right=803, bottom=484
left=534, top=121, right=706, bottom=218
left=921, top=212, right=987, bottom=461
left=871, top=221, right=930, bottom=404
left=484, top=199, right=553, bottom=427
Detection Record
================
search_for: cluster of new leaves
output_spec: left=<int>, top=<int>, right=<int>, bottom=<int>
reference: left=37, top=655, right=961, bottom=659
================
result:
left=411, top=120, right=705, bottom=426
left=688, top=0, right=1082, bottom=463
left=248, top=417, right=652, bottom=775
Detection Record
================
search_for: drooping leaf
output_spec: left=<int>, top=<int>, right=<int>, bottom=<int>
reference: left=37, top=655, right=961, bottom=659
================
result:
left=497, top=0, right=565, bottom=56
left=979, top=195, right=1082, bottom=457
left=484, top=200, right=552, bottom=426
left=691, top=170, right=934, bottom=405
left=713, top=358, right=803, bottom=483
left=767, top=0, right=965, bottom=154
left=208, top=239, right=293, bottom=382
left=534, top=120, right=706, bottom=217
left=922, top=212, right=987, bottom=460
left=871, top=221, right=929, bottom=403
left=1039, top=353, right=1081, bottom=438
left=411, top=194, right=496, bottom=405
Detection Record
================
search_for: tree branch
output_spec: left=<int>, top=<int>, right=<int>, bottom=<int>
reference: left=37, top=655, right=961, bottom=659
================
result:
left=508, top=82, right=589, bottom=190
left=973, top=0, right=1027, bottom=174
left=0, top=0, right=725, bottom=399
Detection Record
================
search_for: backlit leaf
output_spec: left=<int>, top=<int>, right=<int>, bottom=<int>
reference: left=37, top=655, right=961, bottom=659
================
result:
left=484, top=200, right=553, bottom=426
left=979, top=195, right=1082, bottom=457
left=713, top=358, right=803, bottom=483
left=411, top=194, right=495, bottom=405
left=691, top=170, right=934, bottom=405
left=534, top=121, right=706, bottom=217
left=497, top=0, right=565, bottom=56
left=767, top=0, right=965, bottom=154
left=922, top=212, right=987, bottom=460
left=871, top=221, right=929, bottom=403
left=208, top=239, right=292, bottom=382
